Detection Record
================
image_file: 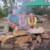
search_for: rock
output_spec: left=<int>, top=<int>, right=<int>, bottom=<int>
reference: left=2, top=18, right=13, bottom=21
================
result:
left=15, top=35, right=32, bottom=45
left=41, top=33, right=50, bottom=39
left=36, top=35, right=42, bottom=44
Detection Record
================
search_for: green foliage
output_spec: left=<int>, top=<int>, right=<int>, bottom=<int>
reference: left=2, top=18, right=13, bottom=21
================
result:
left=0, top=7, right=8, bottom=18
left=32, top=6, right=50, bottom=15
